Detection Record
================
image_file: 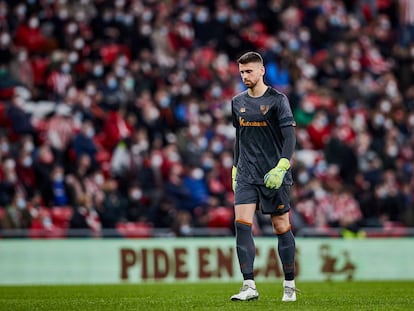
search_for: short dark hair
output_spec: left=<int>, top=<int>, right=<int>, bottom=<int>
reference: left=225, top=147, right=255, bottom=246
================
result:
left=237, top=51, right=263, bottom=65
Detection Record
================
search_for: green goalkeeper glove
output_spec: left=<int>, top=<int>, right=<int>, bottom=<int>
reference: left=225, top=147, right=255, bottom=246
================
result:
left=232, top=166, right=237, bottom=192
left=264, top=158, right=290, bottom=190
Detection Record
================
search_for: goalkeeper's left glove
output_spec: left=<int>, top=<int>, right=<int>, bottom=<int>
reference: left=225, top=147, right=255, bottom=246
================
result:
left=232, top=166, right=237, bottom=192
left=264, top=158, right=290, bottom=190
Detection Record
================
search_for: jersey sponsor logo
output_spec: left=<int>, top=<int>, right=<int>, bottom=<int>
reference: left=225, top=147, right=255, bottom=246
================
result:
left=239, top=116, right=267, bottom=127
left=240, top=107, right=246, bottom=113
left=260, top=105, right=269, bottom=115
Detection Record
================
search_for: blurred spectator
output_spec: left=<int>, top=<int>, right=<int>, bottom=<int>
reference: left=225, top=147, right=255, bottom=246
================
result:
left=1, top=191, right=31, bottom=230
left=71, top=118, right=98, bottom=165
left=164, top=163, right=192, bottom=212
left=69, top=193, right=101, bottom=238
left=45, top=104, right=76, bottom=166
left=125, top=183, right=150, bottom=222
left=9, top=48, right=34, bottom=92
left=95, top=107, right=133, bottom=152
left=14, top=14, right=47, bottom=53
left=6, top=94, right=37, bottom=140
left=32, top=144, right=55, bottom=207
left=65, top=153, right=94, bottom=206
left=46, top=61, right=73, bottom=100
left=398, top=0, right=414, bottom=47
left=182, top=166, right=209, bottom=211
left=0, top=0, right=413, bottom=237
left=50, top=165, right=69, bottom=207
left=0, top=156, right=17, bottom=206
left=95, top=178, right=127, bottom=230
left=15, top=136, right=36, bottom=198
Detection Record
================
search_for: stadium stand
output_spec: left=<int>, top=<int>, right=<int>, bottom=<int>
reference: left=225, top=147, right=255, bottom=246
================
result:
left=0, top=0, right=414, bottom=238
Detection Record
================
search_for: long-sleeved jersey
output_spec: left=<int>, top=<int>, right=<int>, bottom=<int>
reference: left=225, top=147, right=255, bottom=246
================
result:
left=232, top=86, right=296, bottom=185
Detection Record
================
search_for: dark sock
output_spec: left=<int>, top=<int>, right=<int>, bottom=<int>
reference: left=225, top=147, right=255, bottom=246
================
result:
left=235, top=221, right=255, bottom=280
left=277, top=229, right=295, bottom=281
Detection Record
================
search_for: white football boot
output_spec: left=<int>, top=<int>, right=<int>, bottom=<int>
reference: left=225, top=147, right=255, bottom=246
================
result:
left=230, top=283, right=259, bottom=301
left=282, top=280, right=300, bottom=302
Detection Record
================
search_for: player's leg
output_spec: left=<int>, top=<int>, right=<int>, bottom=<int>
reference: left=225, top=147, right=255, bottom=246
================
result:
left=235, top=203, right=256, bottom=280
left=231, top=203, right=258, bottom=301
left=230, top=182, right=259, bottom=301
left=271, top=211, right=298, bottom=302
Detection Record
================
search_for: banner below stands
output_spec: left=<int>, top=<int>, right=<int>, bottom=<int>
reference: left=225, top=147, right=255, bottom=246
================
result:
left=0, top=238, right=413, bottom=285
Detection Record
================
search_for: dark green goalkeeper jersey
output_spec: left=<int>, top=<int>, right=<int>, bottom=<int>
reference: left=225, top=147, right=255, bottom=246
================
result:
left=232, top=87, right=296, bottom=185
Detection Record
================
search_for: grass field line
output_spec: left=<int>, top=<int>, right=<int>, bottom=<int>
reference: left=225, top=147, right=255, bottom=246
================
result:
left=1, top=281, right=413, bottom=311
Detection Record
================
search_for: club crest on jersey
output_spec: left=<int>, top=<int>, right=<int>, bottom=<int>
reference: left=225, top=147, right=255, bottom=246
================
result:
left=240, top=107, right=246, bottom=113
left=260, top=105, right=269, bottom=115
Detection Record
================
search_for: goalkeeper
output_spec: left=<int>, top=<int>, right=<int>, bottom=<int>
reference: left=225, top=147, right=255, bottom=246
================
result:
left=230, top=52, right=298, bottom=302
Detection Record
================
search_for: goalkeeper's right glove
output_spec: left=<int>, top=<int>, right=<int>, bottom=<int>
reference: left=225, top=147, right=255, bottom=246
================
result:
left=264, top=158, right=290, bottom=190
left=232, top=166, right=237, bottom=192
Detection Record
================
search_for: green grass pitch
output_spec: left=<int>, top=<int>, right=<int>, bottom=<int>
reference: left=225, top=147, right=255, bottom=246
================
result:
left=1, top=281, right=413, bottom=311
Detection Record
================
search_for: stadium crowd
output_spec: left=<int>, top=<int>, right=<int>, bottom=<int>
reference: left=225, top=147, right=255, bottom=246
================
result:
left=0, top=0, right=414, bottom=237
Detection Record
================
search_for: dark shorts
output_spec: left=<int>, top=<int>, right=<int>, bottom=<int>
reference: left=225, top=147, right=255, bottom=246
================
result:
left=234, top=181, right=291, bottom=215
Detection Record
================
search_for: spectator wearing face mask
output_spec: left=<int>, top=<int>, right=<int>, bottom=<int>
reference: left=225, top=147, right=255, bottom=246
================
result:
left=46, top=62, right=73, bottom=100
left=32, top=144, right=55, bottom=207
left=95, top=178, right=128, bottom=228
left=6, top=94, right=38, bottom=141
left=15, top=137, right=36, bottom=198
left=1, top=191, right=32, bottom=231
left=0, top=31, right=12, bottom=67
left=71, top=118, right=98, bottom=165
left=126, top=183, right=149, bottom=222
left=14, top=15, right=47, bottom=53
left=50, top=165, right=69, bottom=207
left=45, top=104, right=77, bottom=166
left=9, top=48, right=34, bottom=95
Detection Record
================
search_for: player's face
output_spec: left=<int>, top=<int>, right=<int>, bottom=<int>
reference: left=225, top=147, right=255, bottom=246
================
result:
left=239, top=62, right=264, bottom=89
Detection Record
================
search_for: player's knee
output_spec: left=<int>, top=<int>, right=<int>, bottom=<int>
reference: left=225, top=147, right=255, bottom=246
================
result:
left=273, top=225, right=290, bottom=235
left=271, top=217, right=291, bottom=235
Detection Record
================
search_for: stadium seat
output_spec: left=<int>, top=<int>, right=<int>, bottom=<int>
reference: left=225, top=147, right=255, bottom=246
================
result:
left=29, top=207, right=68, bottom=239
left=208, top=206, right=234, bottom=228
left=50, top=206, right=73, bottom=229
left=116, top=221, right=153, bottom=238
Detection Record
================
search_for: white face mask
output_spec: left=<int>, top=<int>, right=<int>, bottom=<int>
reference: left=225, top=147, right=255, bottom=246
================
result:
left=373, top=113, right=384, bottom=126
left=0, top=33, right=10, bottom=45
left=191, top=168, right=204, bottom=180
left=67, top=23, right=78, bottom=34
left=151, top=154, right=163, bottom=167
left=379, top=100, right=391, bottom=113
left=85, top=127, right=95, bottom=138
left=22, top=156, right=32, bottom=167
left=386, top=144, right=399, bottom=157
left=17, top=198, right=26, bottom=209
left=1, top=142, right=9, bottom=153
left=61, top=63, right=71, bottom=74
left=28, top=17, right=39, bottom=29
left=130, top=189, right=142, bottom=200
left=211, top=141, right=223, bottom=154
left=16, top=5, right=27, bottom=17
left=54, top=173, right=64, bottom=182
left=18, top=51, right=28, bottom=62
left=221, top=157, right=233, bottom=168
left=202, top=158, right=214, bottom=170
left=298, top=171, right=310, bottom=184
left=167, top=152, right=180, bottom=162
left=94, top=174, right=104, bottom=186
left=4, top=158, right=15, bottom=169
left=69, top=51, right=79, bottom=63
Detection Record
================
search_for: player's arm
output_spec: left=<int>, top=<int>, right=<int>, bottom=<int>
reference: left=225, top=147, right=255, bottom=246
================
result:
left=232, top=129, right=240, bottom=191
left=264, top=125, right=296, bottom=189
left=280, top=125, right=296, bottom=160
left=232, top=103, right=239, bottom=191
